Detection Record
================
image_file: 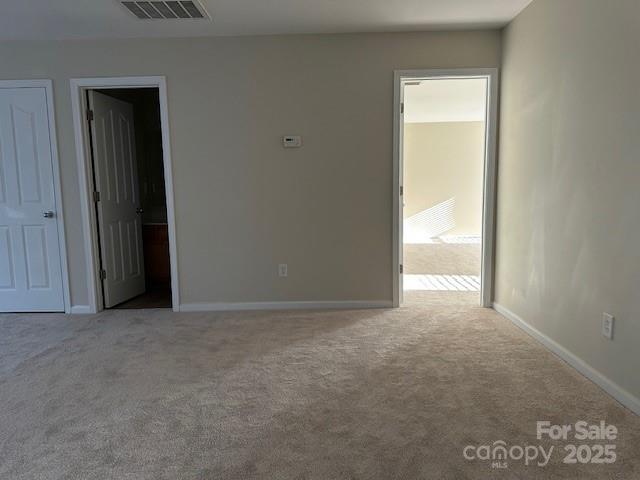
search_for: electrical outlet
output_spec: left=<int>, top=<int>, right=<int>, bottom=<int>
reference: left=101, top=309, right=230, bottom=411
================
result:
left=278, top=264, right=288, bottom=277
left=602, top=313, right=614, bottom=340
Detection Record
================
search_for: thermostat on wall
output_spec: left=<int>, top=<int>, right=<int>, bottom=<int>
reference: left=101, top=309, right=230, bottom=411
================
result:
left=282, top=135, right=302, bottom=148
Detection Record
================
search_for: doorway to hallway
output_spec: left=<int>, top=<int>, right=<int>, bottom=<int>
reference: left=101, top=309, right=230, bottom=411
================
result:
left=393, top=69, right=498, bottom=307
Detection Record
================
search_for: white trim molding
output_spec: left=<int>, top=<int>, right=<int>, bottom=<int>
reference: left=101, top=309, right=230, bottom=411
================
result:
left=392, top=68, right=499, bottom=308
left=0, top=79, right=71, bottom=313
left=70, top=76, right=180, bottom=313
left=70, top=305, right=92, bottom=314
left=179, top=300, right=392, bottom=312
left=494, top=303, right=640, bottom=416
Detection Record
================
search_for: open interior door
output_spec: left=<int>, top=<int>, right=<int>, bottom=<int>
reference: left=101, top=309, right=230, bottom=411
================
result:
left=88, top=91, right=145, bottom=308
left=399, top=87, right=405, bottom=305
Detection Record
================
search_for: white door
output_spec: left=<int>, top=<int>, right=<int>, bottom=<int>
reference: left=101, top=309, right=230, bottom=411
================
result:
left=88, top=91, right=145, bottom=308
left=0, top=87, right=65, bottom=312
left=399, top=87, right=405, bottom=304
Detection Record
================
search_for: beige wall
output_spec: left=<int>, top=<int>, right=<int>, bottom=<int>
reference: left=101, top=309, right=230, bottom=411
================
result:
left=497, top=0, right=640, bottom=401
left=0, top=31, right=501, bottom=307
left=403, top=121, right=484, bottom=236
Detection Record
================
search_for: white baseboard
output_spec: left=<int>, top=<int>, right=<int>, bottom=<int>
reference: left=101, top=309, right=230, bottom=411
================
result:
left=493, top=303, right=640, bottom=416
left=178, top=300, right=392, bottom=312
left=70, top=305, right=93, bottom=314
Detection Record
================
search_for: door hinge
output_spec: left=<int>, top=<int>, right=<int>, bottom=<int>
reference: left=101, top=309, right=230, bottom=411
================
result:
left=400, top=102, right=404, bottom=114
left=99, top=269, right=107, bottom=280
left=400, top=264, right=404, bottom=274
left=87, top=109, right=94, bottom=122
left=400, top=185, right=403, bottom=196
left=93, top=191, right=100, bottom=202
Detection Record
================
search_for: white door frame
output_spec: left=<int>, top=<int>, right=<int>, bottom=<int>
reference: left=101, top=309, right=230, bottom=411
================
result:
left=70, top=76, right=179, bottom=313
left=392, top=68, right=499, bottom=308
left=0, top=79, right=71, bottom=313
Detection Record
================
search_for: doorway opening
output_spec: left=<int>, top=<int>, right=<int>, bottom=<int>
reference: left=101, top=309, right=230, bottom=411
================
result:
left=87, top=88, right=170, bottom=309
left=71, top=77, right=179, bottom=313
left=393, top=69, right=498, bottom=308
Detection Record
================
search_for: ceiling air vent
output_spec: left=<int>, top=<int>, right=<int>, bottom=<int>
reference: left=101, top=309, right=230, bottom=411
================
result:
left=121, top=1, right=210, bottom=20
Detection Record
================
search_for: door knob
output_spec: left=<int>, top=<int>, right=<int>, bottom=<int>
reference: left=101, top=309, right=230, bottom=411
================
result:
left=136, top=207, right=144, bottom=214
left=43, top=211, right=55, bottom=218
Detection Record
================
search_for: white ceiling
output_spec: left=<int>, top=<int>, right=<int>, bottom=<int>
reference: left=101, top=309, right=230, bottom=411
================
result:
left=0, top=0, right=533, bottom=40
left=403, top=78, right=487, bottom=123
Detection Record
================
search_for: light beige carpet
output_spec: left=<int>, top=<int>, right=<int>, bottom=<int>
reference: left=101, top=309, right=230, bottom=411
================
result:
left=1, top=303, right=639, bottom=479
left=403, top=242, right=482, bottom=305
left=404, top=243, right=481, bottom=276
